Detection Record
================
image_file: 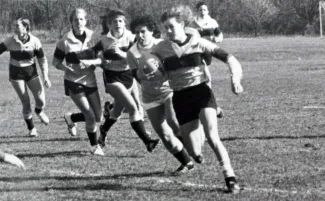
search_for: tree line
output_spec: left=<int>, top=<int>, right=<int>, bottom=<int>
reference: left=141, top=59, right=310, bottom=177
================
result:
left=0, top=0, right=321, bottom=38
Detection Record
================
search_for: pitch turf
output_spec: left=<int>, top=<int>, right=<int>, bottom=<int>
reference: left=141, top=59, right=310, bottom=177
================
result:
left=0, top=37, right=325, bottom=200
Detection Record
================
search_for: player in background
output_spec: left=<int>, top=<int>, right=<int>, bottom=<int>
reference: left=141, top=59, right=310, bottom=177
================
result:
left=100, top=8, right=145, bottom=121
left=128, top=15, right=195, bottom=175
left=0, top=18, right=51, bottom=137
left=75, top=9, right=159, bottom=152
left=0, top=150, right=25, bottom=169
left=53, top=8, right=104, bottom=156
left=189, top=1, right=224, bottom=117
left=155, top=5, right=243, bottom=193
left=189, top=1, right=223, bottom=43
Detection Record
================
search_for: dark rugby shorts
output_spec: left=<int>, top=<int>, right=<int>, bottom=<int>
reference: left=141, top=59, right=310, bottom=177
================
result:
left=172, top=82, right=217, bottom=125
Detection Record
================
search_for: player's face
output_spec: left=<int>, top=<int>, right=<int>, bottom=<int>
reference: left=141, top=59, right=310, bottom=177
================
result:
left=135, top=26, right=154, bottom=47
left=163, top=17, right=184, bottom=42
left=14, top=20, right=27, bottom=36
left=72, top=12, right=87, bottom=35
left=198, top=5, right=209, bottom=17
left=110, top=16, right=126, bottom=32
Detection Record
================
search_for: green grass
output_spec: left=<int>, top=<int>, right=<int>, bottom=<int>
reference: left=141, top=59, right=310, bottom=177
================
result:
left=1, top=37, right=325, bottom=200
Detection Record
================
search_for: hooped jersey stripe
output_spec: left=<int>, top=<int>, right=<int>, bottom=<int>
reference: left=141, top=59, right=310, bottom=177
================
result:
left=0, top=34, right=47, bottom=68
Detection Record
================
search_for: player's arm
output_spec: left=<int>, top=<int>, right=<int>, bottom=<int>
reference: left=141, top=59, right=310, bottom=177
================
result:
left=35, top=38, right=51, bottom=88
left=0, top=151, right=25, bottom=169
left=212, top=47, right=243, bottom=94
left=0, top=42, right=7, bottom=55
left=203, top=40, right=243, bottom=94
left=127, top=52, right=141, bottom=84
left=53, top=41, right=75, bottom=72
left=213, top=26, right=223, bottom=43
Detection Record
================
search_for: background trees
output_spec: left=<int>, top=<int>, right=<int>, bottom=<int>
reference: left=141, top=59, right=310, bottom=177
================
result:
left=0, top=0, right=323, bottom=38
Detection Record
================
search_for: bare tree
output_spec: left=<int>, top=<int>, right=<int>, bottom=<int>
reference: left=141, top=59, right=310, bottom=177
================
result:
left=237, top=0, right=278, bottom=36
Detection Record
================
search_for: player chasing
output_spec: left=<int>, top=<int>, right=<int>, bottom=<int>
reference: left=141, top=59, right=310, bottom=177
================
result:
left=152, top=5, right=243, bottom=194
left=0, top=17, right=51, bottom=137
left=128, top=15, right=195, bottom=175
left=53, top=8, right=104, bottom=156
left=73, top=9, right=160, bottom=152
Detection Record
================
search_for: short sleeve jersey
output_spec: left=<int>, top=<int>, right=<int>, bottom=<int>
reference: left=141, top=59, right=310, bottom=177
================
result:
left=92, top=29, right=135, bottom=72
left=0, top=34, right=46, bottom=67
left=127, top=38, right=172, bottom=103
left=152, top=36, right=218, bottom=91
left=53, top=28, right=98, bottom=88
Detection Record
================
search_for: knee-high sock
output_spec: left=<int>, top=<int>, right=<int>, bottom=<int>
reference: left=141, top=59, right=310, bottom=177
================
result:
left=71, top=113, right=85, bottom=122
left=24, top=118, right=34, bottom=130
left=87, top=131, right=98, bottom=146
left=173, top=148, right=192, bottom=165
left=130, top=120, right=151, bottom=144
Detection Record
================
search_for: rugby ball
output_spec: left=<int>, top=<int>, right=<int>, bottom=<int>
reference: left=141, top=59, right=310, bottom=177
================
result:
left=142, top=53, right=163, bottom=75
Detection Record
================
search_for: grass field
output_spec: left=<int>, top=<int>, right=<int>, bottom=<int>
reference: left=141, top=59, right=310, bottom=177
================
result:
left=0, top=37, right=325, bottom=201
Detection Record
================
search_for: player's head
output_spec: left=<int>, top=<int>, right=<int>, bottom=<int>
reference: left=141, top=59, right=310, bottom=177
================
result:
left=14, top=17, right=30, bottom=36
left=161, top=5, right=193, bottom=41
left=130, top=15, right=161, bottom=47
left=69, top=8, right=87, bottom=35
left=107, top=9, right=127, bottom=33
left=196, top=2, right=209, bottom=17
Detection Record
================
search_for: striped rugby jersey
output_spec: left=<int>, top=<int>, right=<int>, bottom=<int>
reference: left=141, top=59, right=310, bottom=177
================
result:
left=91, top=28, right=135, bottom=72
left=152, top=36, right=219, bottom=91
left=188, top=16, right=220, bottom=42
left=53, top=28, right=98, bottom=88
left=127, top=38, right=172, bottom=104
left=0, top=34, right=47, bottom=69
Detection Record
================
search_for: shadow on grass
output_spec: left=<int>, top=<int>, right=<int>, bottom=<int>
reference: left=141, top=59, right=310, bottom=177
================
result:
left=222, top=135, right=325, bottom=141
left=0, top=172, right=225, bottom=193
left=0, top=137, right=89, bottom=144
left=15, top=151, right=145, bottom=159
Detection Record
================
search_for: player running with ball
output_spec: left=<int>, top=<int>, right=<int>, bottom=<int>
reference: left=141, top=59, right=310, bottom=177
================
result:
left=153, top=5, right=243, bottom=194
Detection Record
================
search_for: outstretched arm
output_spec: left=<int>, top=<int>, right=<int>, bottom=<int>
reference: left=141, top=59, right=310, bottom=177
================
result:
left=212, top=48, right=243, bottom=94
left=0, top=151, right=25, bottom=169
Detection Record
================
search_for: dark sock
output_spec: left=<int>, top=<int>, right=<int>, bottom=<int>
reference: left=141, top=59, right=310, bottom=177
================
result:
left=87, top=131, right=98, bottom=146
left=102, top=118, right=117, bottom=131
left=71, top=113, right=85, bottom=122
left=173, top=148, right=192, bottom=165
left=25, top=118, right=34, bottom=130
left=34, top=108, right=42, bottom=114
left=130, top=120, right=151, bottom=144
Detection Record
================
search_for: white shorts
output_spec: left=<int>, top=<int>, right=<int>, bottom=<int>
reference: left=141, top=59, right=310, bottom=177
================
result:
left=143, top=92, right=173, bottom=110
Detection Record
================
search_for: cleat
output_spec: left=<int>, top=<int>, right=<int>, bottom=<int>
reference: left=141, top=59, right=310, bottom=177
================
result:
left=29, top=128, right=38, bottom=137
left=217, top=107, right=224, bottom=118
left=225, top=177, right=241, bottom=194
left=36, top=111, right=49, bottom=125
left=146, top=139, right=160, bottom=152
left=64, top=113, right=77, bottom=136
left=172, top=162, right=194, bottom=176
left=98, top=126, right=107, bottom=147
left=92, top=144, right=104, bottom=156
left=193, top=154, right=204, bottom=164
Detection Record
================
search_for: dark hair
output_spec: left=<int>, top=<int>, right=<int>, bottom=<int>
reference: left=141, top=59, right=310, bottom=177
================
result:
left=107, top=8, right=126, bottom=24
left=130, top=15, right=161, bottom=38
left=16, top=17, right=30, bottom=32
left=161, top=5, right=193, bottom=26
left=196, top=1, right=207, bottom=10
